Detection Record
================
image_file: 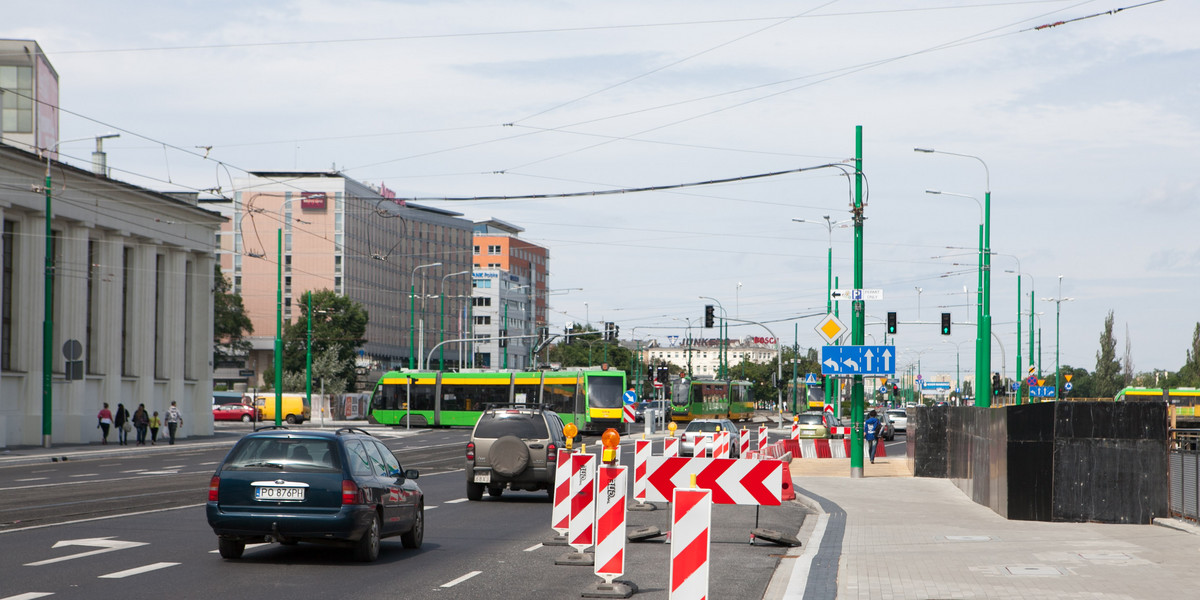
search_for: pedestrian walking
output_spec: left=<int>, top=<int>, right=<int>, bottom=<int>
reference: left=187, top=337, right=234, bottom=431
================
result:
left=165, top=401, right=183, bottom=445
left=133, top=403, right=150, bottom=446
left=149, top=411, right=161, bottom=445
left=97, top=403, right=113, bottom=445
left=114, top=403, right=130, bottom=446
left=865, top=409, right=881, bottom=464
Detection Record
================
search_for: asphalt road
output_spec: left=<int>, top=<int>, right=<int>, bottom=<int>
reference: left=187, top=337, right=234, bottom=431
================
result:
left=0, top=423, right=811, bottom=600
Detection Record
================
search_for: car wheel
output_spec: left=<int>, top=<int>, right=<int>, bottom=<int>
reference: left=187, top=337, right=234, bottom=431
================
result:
left=467, top=481, right=484, bottom=501
left=401, top=505, right=424, bottom=549
left=353, top=512, right=381, bottom=562
left=241, top=414, right=251, bottom=423
left=285, top=414, right=297, bottom=424
left=488, top=485, right=504, bottom=497
left=488, top=435, right=530, bottom=477
left=218, top=537, right=245, bottom=559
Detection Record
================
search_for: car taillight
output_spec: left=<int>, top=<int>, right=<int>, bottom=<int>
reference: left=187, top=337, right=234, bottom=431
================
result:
left=342, top=480, right=363, bottom=505
left=466, top=441, right=475, bottom=463
left=547, top=443, right=557, bottom=464
left=208, top=476, right=220, bottom=502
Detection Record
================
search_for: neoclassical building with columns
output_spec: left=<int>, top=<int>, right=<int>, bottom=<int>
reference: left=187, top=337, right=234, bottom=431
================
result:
left=0, top=143, right=224, bottom=447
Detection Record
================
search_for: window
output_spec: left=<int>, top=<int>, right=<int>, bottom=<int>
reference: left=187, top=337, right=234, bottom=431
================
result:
left=475, top=315, right=492, bottom=325
left=0, top=66, right=33, bottom=133
left=488, top=245, right=501, bottom=255
left=1, top=220, right=14, bottom=370
left=472, top=297, right=491, bottom=307
left=473, top=245, right=480, bottom=255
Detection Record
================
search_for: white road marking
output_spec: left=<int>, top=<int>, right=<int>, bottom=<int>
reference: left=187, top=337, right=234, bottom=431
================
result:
left=162, top=465, right=184, bottom=469
left=98, top=562, right=179, bottom=578
left=425, top=505, right=437, bottom=510
left=1, top=593, right=54, bottom=600
left=0, top=503, right=204, bottom=536
left=782, top=513, right=828, bottom=599
left=0, top=470, right=209, bottom=492
left=15, top=477, right=48, bottom=482
left=199, top=461, right=219, bottom=465
left=120, top=469, right=147, bottom=473
left=98, top=463, right=120, bottom=467
left=208, top=543, right=269, bottom=553
left=24, top=537, right=148, bottom=566
left=440, top=571, right=482, bottom=588
left=68, top=474, right=99, bottom=478
left=31, top=469, right=56, bottom=473
left=444, top=498, right=469, bottom=504
left=523, top=543, right=543, bottom=552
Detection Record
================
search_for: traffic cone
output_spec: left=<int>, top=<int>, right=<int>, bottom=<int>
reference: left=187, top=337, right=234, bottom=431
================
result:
left=780, top=463, right=796, bottom=502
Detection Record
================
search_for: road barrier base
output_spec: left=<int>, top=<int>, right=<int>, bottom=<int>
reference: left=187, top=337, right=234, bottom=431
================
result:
left=628, top=501, right=656, bottom=512
left=627, top=526, right=665, bottom=542
left=555, top=551, right=595, bottom=566
left=751, top=527, right=801, bottom=547
left=582, top=580, right=638, bottom=598
left=544, top=534, right=569, bottom=546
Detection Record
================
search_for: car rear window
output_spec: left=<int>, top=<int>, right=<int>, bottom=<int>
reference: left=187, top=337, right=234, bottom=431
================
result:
left=888, top=410, right=906, bottom=418
left=684, top=421, right=727, bottom=433
left=796, top=414, right=825, bottom=425
left=223, top=437, right=340, bottom=472
left=474, top=413, right=550, bottom=439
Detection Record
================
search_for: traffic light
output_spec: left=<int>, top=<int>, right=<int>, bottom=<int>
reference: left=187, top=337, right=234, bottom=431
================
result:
left=992, top=373, right=1002, bottom=397
left=613, top=325, right=619, bottom=340
left=887, top=312, right=897, bottom=334
left=940, top=312, right=951, bottom=335
left=704, top=305, right=715, bottom=328
left=892, top=384, right=899, bottom=398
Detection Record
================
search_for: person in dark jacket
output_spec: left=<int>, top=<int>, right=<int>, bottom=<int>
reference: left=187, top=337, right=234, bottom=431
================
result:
left=114, top=403, right=130, bottom=446
left=132, top=404, right=150, bottom=446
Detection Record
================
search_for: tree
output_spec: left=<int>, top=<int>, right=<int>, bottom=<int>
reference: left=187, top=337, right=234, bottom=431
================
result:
left=281, top=290, right=368, bottom=391
left=1122, top=323, right=1134, bottom=387
left=213, top=264, right=253, bottom=364
left=1093, top=310, right=1123, bottom=398
left=1177, top=323, right=1200, bottom=388
left=282, top=347, right=349, bottom=395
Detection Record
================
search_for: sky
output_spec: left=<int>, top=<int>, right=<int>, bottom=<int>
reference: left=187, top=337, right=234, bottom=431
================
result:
left=7, top=0, right=1199, bottom=384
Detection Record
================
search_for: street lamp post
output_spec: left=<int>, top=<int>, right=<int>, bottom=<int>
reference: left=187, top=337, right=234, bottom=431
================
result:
left=793, top=215, right=851, bottom=416
left=1042, top=276, right=1074, bottom=401
left=918, top=148, right=992, bottom=408
left=439, top=271, right=471, bottom=371
left=1002, top=264, right=1033, bottom=404
left=409, top=262, right=441, bottom=370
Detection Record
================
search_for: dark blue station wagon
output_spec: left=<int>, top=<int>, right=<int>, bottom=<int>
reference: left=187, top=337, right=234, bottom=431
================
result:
left=206, top=427, right=423, bottom=562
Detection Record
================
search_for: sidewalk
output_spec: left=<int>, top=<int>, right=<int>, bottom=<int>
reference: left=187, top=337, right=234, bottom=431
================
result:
left=769, top=456, right=1200, bottom=599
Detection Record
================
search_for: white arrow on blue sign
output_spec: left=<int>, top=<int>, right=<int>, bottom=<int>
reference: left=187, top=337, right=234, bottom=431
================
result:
left=1011, top=382, right=1020, bottom=391
left=820, top=345, right=896, bottom=376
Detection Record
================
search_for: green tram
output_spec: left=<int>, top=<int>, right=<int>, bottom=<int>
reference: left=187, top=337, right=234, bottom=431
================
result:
left=668, top=376, right=756, bottom=422
left=369, top=368, right=627, bottom=432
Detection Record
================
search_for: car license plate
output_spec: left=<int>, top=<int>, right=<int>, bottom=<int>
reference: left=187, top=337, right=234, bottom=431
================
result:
left=255, top=486, right=305, bottom=501
left=474, top=471, right=491, bottom=484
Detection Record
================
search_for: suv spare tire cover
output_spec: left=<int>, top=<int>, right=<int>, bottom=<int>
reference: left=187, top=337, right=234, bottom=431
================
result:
left=489, top=435, right=531, bottom=477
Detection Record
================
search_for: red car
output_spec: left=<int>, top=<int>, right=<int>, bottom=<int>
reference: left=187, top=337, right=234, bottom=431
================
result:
left=212, top=403, right=260, bottom=422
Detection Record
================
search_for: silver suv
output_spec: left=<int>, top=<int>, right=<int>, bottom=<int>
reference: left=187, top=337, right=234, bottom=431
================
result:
left=466, top=406, right=567, bottom=500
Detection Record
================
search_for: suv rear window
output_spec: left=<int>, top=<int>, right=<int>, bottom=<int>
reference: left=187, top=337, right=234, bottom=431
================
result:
left=684, top=421, right=727, bottom=433
left=223, top=437, right=341, bottom=472
left=474, top=412, right=550, bottom=439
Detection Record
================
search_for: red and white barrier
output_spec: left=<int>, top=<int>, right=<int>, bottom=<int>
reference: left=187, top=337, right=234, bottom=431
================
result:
left=646, top=457, right=783, bottom=505
left=594, top=465, right=628, bottom=584
left=633, top=440, right=651, bottom=504
left=623, top=404, right=636, bottom=424
left=790, top=423, right=800, bottom=442
left=714, top=431, right=730, bottom=459
left=551, top=448, right=572, bottom=535
left=568, top=453, right=596, bottom=552
left=693, top=434, right=709, bottom=458
left=739, top=428, right=749, bottom=458
left=670, top=487, right=712, bottom=600
left=664, top=436, right=679, bottom=458
left=758, top=425, right=768, bottom=455
left=829, top=426, right=851, bottom=437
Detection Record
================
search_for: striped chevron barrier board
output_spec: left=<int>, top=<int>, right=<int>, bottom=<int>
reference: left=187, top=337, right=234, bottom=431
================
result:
left=791, top=423, right=800, bottom=441
left=594, top=465, right=628, bottom=585
left=646, top=457, right=783, bottom=505
left=670, top=487, right=712, bottom=600
left=664, top=436, right=679, bottom=458
left=568, top=453, right=596, bottom=552
left=633, top=440, right=651, bottom=504
left=551, top=449, right=572, bottom=534
left=623, top=404, right=636, bottom=423
left=694, top=434, right=709, bottom=458
left=714, top=431, right=730, bottom=459
left=758, top=426, right=768, bottom=455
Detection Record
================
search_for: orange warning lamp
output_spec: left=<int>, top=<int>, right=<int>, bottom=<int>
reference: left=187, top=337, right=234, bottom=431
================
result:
left=564, top=422, right=578, bottom=450
left=793, top=415, right=799, bottom=424
left=667, top=421, right=677, bottom=436
left=601, top=428, right=620, bottom=464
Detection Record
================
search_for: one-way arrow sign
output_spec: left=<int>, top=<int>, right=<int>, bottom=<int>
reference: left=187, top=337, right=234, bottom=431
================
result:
left=645, top=457, right=782, bottom=506
left=25, top=537, right=148, bottom=566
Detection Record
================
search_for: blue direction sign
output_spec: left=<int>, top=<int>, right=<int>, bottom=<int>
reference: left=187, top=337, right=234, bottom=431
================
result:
left=1011, top=382, right=1020, bottom=391
left=820, top=345, right=896, bottom=376
left=1030, top=385, right=1057, bottom=398
left=922, top=381, right=951, bottom=390
left=623, top=390, right=637, bottom=405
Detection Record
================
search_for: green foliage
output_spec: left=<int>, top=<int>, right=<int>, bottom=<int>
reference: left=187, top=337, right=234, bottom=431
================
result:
left=213, top=264, right=253, bottom=361
left=1093, top=311, right=1123, bottom=398
left=545, top=325, right=632, bottom=372
left=1176, top=323, right=1200, bottom=388
left=281, top=290, right=368, bottom=392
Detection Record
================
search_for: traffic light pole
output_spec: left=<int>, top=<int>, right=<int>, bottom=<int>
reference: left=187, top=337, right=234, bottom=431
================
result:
left=850, top=126, right=866, bottom=479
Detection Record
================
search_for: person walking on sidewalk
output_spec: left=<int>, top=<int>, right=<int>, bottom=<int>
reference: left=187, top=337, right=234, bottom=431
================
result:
left=114, top=403, right=130, bottom=446
left=865, top=409, right=881, bottom=464
left=165, top=401, right=183, bottom=445
left=149, top=411, right=161, bottom=445
left=133, top=403, right=150, bottom=446
left=97, top=403, right=113, bottom=445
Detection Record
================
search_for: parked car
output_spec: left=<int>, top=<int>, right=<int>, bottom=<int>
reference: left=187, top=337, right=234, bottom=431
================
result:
left=793, top=411, right=837, bottom=439
left=869, top=410, right=896, bottom=441
left=466, top=406, right=567, bottom=500
left=634, top=400, right=672, bottom=422
left=206, top=426, right=423, bottom=562
left=680, top=418, right=740, bottom=457
left=886, top=408, right=908, bottom=433
left=212, top=402, right=260, bottom=422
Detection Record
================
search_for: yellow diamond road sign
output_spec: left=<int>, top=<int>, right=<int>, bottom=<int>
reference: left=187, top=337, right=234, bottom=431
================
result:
left=815, top=313, right=847, bottom=344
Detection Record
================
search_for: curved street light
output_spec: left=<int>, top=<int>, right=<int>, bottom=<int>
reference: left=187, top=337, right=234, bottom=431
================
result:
left=409, top=262, right=441, bottom=370
left=1041, top=275, right=1074, bottom=401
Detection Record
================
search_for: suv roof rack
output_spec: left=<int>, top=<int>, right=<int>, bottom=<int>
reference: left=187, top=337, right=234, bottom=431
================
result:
left=335, top=427, right=374, bottom=437
left=253, top=425, right=290, bottom=431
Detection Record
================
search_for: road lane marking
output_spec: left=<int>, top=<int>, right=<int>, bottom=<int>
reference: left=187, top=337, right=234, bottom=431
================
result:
left=444, top=498, right=468, bottom=504
left=440, top=571, right=482, bottom=588
left=24, top=537, right=148, bottom=566
left=15, top=477, right=47, bottom=482
left=425, top=506, right=437, bottom=510
left=68, top=474, right=99, bottom=478
left=523, top=543, right=542, bottom=552
left=0, top=470, right=210, bottom=492
left=0, top=503, right=204, bottom=535
left=208, top=543, right=269, bottom=554
left=120, top=469, right=147, bottom=473
left=783, top=512, right=828, bottom=599
left=1, top=593, right=54, bottom=599
left=31, top=469, right=56, bottom=473
left=98, top=562, right=179, bottom=578
left=199, top=461, right=219, bottom=465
